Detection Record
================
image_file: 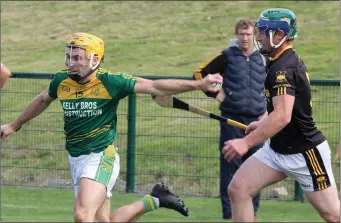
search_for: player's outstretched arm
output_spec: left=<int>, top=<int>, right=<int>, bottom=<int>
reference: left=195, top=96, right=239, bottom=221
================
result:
left=134, top=73, right=223, bottom=96
left=0, top=87, right=55, bottom=140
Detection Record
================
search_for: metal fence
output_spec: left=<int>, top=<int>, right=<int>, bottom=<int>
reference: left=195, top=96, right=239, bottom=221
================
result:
left=1, top=73, right=339, bottom=202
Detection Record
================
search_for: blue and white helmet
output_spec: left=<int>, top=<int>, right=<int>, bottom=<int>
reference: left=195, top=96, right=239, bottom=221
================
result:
left=255, top=8, right=297, bottom=53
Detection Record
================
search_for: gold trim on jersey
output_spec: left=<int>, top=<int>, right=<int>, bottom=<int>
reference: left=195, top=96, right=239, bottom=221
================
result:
left=269, top=45, right=293, bottom=61
left=57, top=75, right=112, bottom=100
left=305, top=72, right=310, bottom=83
left=68, top=124, right=111, bottom=142
left=193, top=53, right=222, bottom=80
left=277, top=86, right=287, bottom=95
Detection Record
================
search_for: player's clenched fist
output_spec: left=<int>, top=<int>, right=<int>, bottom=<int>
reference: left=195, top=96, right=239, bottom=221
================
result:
left=199, top=73, right=223, bottom=93
left=0, top=124, right=17, bottom=140
left=222, top=138, right=249, bottom=162
left=245, top=120, right=261, bottom=134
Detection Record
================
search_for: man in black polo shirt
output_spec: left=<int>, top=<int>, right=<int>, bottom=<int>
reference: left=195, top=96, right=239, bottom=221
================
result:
left=222, top=8, right=339, bottom=222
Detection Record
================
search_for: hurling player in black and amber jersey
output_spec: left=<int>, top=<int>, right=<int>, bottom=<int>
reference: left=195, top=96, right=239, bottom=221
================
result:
left=264, top=45, right=325, bottom=154
left=222, top=8, right=339, bottom=222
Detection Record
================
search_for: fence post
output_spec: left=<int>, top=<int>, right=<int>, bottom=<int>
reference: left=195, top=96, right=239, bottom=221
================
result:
left=294, top=181, right=304, bottom=202
left=126, top=93, right=136, bottom=193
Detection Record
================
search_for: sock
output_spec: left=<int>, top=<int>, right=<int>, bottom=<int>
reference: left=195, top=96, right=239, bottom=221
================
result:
left=141, top=195, right=160, bottom=212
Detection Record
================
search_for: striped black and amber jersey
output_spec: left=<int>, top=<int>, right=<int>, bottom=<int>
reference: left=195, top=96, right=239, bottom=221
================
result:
left=48, top=68, right=136, bottom=157
left=265, top=46, right=325, bottom=154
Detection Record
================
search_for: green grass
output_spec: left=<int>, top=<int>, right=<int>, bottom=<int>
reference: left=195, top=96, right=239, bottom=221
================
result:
left=1, top=186, right=324, bottom=222
left=1, top=1, right=339, bottom=78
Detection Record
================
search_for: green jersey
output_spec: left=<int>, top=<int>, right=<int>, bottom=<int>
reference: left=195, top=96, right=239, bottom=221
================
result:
left=48, top=68, right=136, bottom=157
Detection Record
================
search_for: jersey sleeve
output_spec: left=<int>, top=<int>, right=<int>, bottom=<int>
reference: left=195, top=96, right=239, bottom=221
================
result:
left=193, top=53, right=226, bottom=80
left=48, top=78, right=58, bottom=98
left=193, top=53, right=226, bottom=98
left=102, top=73, right=136, bottom=99
left=268, top=67, right=296, bottom=98
left=48, top=72, right=68, bottom=98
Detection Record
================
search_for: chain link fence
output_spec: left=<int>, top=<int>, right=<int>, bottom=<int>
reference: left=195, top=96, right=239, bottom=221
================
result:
left=1, top=74, right=339, bottom=201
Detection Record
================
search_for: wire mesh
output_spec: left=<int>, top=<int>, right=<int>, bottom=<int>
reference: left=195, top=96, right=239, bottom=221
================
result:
left=0, top=76, right=339, bottom=201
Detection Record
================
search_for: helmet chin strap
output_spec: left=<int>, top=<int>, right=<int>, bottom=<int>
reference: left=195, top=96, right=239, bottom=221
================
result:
left=79, top=56, right=100, bottom=82
left=254, top=38, right=273, bottom=56
left=70, top=53, right=100, bottom=82
left=79, top=53, right=101, bottom=82
left=68, top=66, right=100, bottom=83
left=269, top=30, right=288, bottom=48
left=89, top=52, right=101, bottom=71
left=66, top=48, right=101, bottom=82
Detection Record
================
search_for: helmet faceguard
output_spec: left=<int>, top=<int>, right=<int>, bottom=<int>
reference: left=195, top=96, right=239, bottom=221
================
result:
left=65, top=33, right=105, bottom=80
left=255, top=8, right=297, bottom=55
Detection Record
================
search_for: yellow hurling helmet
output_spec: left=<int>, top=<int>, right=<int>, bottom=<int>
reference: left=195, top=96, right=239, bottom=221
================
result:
left=66, top=33, right=104, bottom=69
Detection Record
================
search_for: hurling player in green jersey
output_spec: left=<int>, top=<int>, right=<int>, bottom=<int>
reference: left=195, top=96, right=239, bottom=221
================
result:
left=1, top=33, right=223, bottom=222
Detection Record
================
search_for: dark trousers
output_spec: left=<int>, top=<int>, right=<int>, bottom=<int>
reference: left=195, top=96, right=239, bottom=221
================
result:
left=219, top=113, right=263, bottom=219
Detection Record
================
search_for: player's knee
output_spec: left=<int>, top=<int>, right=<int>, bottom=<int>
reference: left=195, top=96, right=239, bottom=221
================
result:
left=94, top=212, right=109, bottom=222
left=228, top=178, right=250, bottom=201
left=73, top=209, right=88, bottom=222
left=320, top=210, right=340, bottom=223
left=227, top=182, right=239, bottom=201
left=74, top=206, right=94, bottom=222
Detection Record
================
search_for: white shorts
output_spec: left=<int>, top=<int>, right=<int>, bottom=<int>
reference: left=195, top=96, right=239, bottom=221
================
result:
left=253, top=140, right=335, bottom=192
left=68, top=145, right=120, bottom=198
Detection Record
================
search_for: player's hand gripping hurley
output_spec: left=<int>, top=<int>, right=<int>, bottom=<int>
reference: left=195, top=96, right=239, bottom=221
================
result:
left=152, top=95, right=247, bottom=130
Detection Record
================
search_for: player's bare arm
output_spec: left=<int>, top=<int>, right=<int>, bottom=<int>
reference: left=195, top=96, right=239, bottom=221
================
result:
left=244, top=95, right=294, bottom=146
left=215, top=89, right=226, bottom=103
left=1, top=87, right=55, bottom=140
left=222, top=94, right=294, bottom=161
left=258, top=111, right=268, bottom=121
left=134, top=73, right=223, bottom=96
left=1, top=63, right=12, bottom=88
left=245, top=111, right=268, bottom=134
